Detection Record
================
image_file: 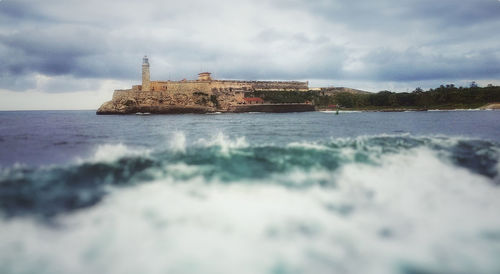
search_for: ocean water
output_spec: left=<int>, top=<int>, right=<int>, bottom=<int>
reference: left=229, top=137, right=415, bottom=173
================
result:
left=0, top=110, right=500, bottom=274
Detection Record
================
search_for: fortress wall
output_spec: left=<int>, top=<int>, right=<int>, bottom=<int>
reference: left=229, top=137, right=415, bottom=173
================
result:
left=210, top=80, right=308, bottom=91
left=151, top=81, right=214, bottom=93
left=149, top=80, right=308, bottom=93
left=250, top=81, right=308, bottom=91
left=151, top=81, right=252, bottom=93
left=209, top=81, right=252, bottom=92
left=112, top=89, right=136, bottom=100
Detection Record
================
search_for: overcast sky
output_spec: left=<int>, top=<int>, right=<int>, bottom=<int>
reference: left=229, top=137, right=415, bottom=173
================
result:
left=1, top=0, right=500, bottom=109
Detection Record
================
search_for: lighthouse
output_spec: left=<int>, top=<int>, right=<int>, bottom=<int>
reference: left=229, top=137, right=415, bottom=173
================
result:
left=142, top=55, right=151, bottom=91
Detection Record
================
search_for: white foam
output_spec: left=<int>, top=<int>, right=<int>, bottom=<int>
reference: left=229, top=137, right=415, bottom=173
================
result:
left=79, top=143, right=151, bottom=163
left=428, top=108, right=482, bottom=112
left=168, top=131, right=186, bottom=153
left=2, top=146, right=500, bottom=274
left=287, top=141, right=331, bottom=151
left=195, top=132, right=248, bottom=154
left=334, top=148, right=500, bottom=271
left=495, top=147, right=500, bottom=182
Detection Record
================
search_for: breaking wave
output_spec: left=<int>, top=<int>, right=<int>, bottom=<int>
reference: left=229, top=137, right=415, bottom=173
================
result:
left=1, top=134, right=500, bottom=273
left=0, top=134, right=498, bottom=218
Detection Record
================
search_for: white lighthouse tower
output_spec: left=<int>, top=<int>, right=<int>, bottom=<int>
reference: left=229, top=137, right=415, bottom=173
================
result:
left=142, top=55, right=151, bottom=91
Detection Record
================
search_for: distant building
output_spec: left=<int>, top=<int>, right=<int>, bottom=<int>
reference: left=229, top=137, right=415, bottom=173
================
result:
left=198, top=72, right=212, bottom=81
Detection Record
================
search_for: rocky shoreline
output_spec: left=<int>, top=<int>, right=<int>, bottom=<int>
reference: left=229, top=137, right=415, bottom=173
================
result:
left=480, top=103, right=500, bottom=110
left=96, top=106, right=213, bottom=115
left=96, top=88, right=499, bottom=115
left=96, top=90, right=315, bottom=115
left=97, top=104, right=315, bottom=115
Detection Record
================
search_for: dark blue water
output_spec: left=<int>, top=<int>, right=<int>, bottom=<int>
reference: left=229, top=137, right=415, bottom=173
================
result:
left=0, top=110, right=499, bottom=274
left=1, top=110, right=499, bottom=166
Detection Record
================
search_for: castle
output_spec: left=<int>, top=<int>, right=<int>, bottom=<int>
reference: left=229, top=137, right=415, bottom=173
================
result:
left=96, top=56, right=315, bottom=114
left=134, top=56, right=309, bottom=94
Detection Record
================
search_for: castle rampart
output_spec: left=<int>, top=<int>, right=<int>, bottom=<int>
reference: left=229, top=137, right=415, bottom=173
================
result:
left=148, top=79, right=308, bottom=93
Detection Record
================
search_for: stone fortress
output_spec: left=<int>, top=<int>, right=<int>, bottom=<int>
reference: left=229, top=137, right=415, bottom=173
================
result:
left=137, top=56, right=308, bottom=93
left=96, top=56, right=315, bottom=114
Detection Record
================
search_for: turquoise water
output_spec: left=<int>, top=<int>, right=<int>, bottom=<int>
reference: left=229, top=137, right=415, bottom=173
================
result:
left=0, top=110, right=500, bottom=274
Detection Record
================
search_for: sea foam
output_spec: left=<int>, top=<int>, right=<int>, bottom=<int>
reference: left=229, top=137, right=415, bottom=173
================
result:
left=168, top=131, right=187, bottom=153
left=194, top=132, right=248, bottom=155
left=1, top=137, right=500, bottom=274
left=81, top=143, right=151, bottom=163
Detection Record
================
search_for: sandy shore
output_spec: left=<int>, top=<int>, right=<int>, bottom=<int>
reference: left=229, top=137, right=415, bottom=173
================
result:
left=480, top=103, right=500, bottom=110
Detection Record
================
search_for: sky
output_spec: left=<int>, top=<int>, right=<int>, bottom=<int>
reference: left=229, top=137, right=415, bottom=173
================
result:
left=0, top=0, right=500, bottom=110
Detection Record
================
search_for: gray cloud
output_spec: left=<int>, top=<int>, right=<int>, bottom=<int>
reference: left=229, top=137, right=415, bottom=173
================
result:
left=277, top=0, right=500, bottom=31
left=0, top=0, right=52, bottom=23
left=0, top=0, right=499, bottom=93
left=358, top=47, right=500, bottom=81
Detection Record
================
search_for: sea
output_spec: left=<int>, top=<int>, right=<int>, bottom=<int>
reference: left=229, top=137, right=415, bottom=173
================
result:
left=0, top=110, right=500, bottom=274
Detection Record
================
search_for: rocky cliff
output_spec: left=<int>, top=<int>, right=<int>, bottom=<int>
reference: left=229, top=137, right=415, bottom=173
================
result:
left=97, top=90, right=221, bottom=114
left=97, top=89, right=315, bottom=114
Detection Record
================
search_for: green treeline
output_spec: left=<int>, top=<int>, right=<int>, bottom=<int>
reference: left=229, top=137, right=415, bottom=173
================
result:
left=249, top=90, right=316, bottom=104
left=247, top=84, right=500, bottom=109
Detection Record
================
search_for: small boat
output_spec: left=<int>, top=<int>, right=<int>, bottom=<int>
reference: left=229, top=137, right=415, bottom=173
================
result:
left=135, top=112, right=151, bottom=115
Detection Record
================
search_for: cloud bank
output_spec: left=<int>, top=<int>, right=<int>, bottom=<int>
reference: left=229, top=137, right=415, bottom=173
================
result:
left=0, top=0, right=499, bottom=105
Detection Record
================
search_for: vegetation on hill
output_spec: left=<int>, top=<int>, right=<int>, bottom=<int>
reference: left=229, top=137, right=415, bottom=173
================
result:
left=246, top=83, right=500, bottom=110
left=248, top=90, right=316, bottom=104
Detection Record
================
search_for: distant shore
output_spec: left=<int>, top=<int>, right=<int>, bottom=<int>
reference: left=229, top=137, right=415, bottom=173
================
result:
left=317, top=102, right=500, bottom=113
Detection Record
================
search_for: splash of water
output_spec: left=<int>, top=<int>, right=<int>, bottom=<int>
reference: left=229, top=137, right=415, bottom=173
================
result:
left=169, top=131, right=187, bottom=153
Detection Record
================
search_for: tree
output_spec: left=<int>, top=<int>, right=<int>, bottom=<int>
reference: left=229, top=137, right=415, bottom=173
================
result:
left=413, top=87, right=423, bottom=93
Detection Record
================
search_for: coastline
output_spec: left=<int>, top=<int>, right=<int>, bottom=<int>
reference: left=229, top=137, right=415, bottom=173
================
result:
left=96, top=107, right=499, bottom=115
left=318, top=102, right=500, bottom=113
left=96, top=103, right=315, bottom=115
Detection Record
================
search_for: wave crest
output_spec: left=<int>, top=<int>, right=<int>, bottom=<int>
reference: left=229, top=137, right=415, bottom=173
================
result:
left=194, top=132, right=248, bottom=155
left=0, top=135, right=498, bottom=218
